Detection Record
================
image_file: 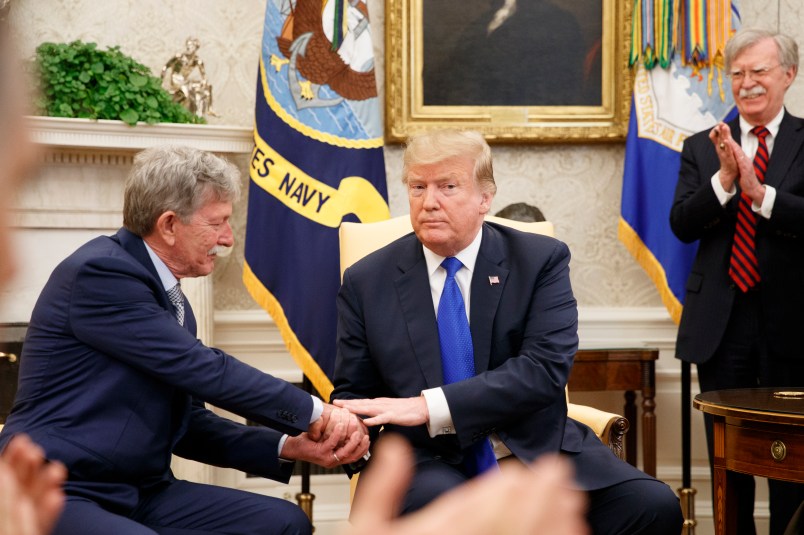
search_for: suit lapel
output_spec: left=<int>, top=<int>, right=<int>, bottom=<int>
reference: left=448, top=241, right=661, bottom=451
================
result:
left=765, top=111, right=804, bottom=190
left=115, top=228, right=194, bottom=334
left=470, top=224, right=508, bottom=374
left=394, top=241, right=444, bottom=389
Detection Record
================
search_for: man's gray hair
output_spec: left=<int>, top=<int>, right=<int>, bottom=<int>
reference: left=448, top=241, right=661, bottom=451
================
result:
left=123, top=145, right=241, bottom=236
left=725, top=28, right=799, bottom=72
left=402, top=129, right=497, bottom=195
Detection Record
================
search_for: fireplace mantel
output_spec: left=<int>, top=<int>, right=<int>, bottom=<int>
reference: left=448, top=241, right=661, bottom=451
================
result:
left=28, top=116, right=253, bottom=153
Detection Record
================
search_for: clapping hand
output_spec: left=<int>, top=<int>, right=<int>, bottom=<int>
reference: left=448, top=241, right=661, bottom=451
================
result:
left=711, top=122, right=739, bottom=191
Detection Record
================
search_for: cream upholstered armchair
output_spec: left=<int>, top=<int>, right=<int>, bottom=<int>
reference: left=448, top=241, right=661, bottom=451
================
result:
left=337, top=214, right=628, bottom=459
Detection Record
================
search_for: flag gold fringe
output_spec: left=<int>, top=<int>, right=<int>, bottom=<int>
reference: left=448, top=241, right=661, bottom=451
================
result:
left=243, top=260, right=334, bottom=401
left=618, top=218, right=682, bottom=325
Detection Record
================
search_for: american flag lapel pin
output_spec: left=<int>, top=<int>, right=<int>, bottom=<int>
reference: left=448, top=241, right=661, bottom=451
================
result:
left=488, top=275, right=500, bottom=285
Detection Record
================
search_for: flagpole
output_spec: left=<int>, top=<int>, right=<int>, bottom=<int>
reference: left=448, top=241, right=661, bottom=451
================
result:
left=296, top=375, right=316, bottom=530
left=679, top=360, right=696, bottom=534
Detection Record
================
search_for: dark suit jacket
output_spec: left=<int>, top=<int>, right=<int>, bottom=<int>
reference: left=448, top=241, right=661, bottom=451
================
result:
left=670, top=111, right=804, bottom=364
left=332, top=222, right=649, bottom=491
left=0, top=228, right=312, bottom=508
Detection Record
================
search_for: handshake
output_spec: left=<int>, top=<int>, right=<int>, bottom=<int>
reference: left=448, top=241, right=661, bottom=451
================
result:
left=279, top=402, right=370, bottom=469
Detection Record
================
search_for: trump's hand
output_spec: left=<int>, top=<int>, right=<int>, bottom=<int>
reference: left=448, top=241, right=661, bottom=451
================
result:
left=333, top=396, right=429, bottom=427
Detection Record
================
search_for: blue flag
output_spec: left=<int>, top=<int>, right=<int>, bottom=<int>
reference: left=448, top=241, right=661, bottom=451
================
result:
left=619, top=5, right=740, bottom=324
left=244, top=0, right=389, bottom=399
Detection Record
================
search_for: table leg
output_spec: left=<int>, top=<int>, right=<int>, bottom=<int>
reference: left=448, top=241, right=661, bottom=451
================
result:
left=624, top=390, right=637, bottom=468
left=713, top=465, right=726, bottom=535
left=712, top=417, right=737, bottom=535
left=713, top=467, right=742, bottom=535
left=641, top=361, right=656, bottom=477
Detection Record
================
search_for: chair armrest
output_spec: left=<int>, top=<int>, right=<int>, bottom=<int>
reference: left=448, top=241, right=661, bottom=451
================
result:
left=567, top=403, right=629, bottom=461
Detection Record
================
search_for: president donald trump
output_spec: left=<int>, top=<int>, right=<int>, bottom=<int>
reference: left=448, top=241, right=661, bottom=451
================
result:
left=333, top=129, right=683, bottom=534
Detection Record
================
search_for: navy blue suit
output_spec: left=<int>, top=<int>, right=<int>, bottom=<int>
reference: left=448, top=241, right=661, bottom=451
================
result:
left=333, top=222, right=682, bottom=533
left=671, top=111, right=804, bottom=534
left=0, top=228, right=314, bottom=535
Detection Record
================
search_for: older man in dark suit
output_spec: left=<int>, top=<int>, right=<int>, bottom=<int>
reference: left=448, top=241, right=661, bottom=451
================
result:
left=0, top=145, right=369, bottom=535
left=671, top=28, right=804, bottom=535
left=333, top=129, right=682, bottom=534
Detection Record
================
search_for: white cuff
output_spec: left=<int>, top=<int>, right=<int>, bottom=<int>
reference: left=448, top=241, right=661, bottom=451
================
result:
left=422, top=387, right=454, bottom=437
left=310, top=396, right=323, bottom=423
left=711, top=172, right=736, bottom=206
left=755, top=185, right=776, bottom=218
left=278, top=434, right=288, bottom=459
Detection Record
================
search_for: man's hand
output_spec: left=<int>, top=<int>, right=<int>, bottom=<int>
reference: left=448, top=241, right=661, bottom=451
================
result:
left=307, top=402, right=334, bottom=441
left=333, top=396, right=429, bottom=427
left=730, top=137, right=767, bottom=206
left=711, top=122, right=739, bottom=191
left=282, top=419, right=369, bottom=469
left=308, top=404, right=368, bottom=443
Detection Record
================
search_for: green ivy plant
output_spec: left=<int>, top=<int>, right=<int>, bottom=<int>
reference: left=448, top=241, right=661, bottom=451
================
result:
left=33, top=40, right=204, bottom=126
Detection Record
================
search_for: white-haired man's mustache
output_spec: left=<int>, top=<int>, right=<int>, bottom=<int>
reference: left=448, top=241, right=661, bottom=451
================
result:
left=208, top=245, right=233, bottom=257
left=739, top=86, right=767, bottom=98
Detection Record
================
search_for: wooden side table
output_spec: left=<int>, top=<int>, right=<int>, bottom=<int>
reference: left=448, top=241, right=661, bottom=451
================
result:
left=567, top=348, right=658, bottom=476
left=694, top=388, right=804, bottom=535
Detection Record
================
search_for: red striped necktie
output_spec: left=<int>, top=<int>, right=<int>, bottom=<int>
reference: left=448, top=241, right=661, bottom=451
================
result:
left=728, top=125, right=770, bottom=292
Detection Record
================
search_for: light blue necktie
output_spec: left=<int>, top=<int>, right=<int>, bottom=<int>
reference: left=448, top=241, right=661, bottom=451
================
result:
left=437, top=257, right=498, bottom=476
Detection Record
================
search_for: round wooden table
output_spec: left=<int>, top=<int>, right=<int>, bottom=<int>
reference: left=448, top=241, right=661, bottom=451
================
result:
left=694, top=387, right=804, bottom=535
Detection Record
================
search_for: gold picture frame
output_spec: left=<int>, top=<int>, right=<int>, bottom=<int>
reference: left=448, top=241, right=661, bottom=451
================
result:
left=385, top=0, right=633, bottom=143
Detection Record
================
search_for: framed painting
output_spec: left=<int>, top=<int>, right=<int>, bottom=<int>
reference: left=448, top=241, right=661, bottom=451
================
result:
left=385, top=0, right=633, bottom=143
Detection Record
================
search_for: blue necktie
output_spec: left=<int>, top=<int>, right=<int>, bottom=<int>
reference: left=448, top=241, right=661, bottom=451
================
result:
left=437, top=257, right=498, bottom=476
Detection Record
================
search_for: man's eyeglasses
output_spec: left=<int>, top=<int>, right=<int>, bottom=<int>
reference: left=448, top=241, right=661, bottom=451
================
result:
left=727, top=65, right=782, bottom=82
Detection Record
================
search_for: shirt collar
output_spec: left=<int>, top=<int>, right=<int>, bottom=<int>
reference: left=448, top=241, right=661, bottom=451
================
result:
left=143, top=241, right=179, bottom=291
left=422, top=225, right=484, bottom=277
left=740, top=107, right=785, bottom=138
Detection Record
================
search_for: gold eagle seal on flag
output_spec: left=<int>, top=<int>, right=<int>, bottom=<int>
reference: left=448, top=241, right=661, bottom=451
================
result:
left=273, top=0, right=377, bottom=107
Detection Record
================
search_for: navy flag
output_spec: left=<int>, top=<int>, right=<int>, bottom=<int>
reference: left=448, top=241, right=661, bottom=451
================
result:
left=244, top=0, right=389, bottom=399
